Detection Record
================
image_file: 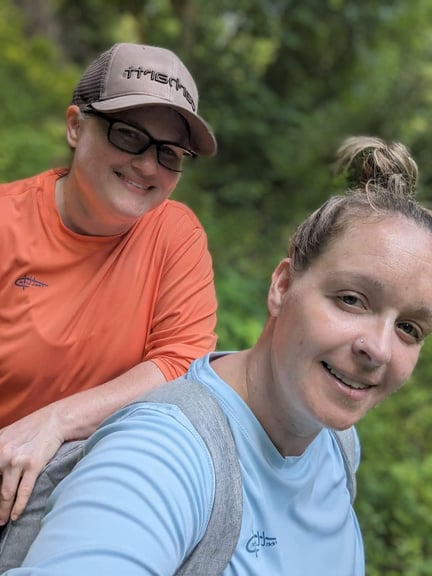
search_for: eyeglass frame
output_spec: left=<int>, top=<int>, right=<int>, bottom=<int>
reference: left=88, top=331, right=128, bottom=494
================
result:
left=81, top=108, right=196, bottom=173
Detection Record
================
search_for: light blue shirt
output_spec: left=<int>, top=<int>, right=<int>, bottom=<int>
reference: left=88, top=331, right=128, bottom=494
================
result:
left=5, top=353, right=365, bottom=575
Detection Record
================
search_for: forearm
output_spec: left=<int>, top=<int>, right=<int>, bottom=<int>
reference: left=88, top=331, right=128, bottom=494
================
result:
left=51, top=360, right=167, bottom=441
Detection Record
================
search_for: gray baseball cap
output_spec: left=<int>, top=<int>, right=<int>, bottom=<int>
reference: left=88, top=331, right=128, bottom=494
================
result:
left=72, top=43, right=217, bottom=156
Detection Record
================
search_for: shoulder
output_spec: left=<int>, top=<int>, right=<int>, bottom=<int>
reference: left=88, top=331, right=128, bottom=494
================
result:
left=0, top=169, right=64, bottom=196
left=85, top=401, right=217, bottom=543
left=27, top=402, right=216, bottom=573
left=149, top=199, right=206, bottom=233
left=133, top=200, right=211, bottom=264
left=86, top=401, right=216, bottom=479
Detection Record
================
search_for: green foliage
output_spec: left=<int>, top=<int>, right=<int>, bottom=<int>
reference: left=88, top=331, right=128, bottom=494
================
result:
left=0, top=0, right=77, bottom=179
left=2, top=0, right=432, bottom=571
left=356, top=337, right=432, bottom=574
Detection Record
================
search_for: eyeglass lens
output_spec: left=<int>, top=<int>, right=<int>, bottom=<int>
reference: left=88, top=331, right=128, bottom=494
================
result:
left=83, top=110, right=194, bottom=173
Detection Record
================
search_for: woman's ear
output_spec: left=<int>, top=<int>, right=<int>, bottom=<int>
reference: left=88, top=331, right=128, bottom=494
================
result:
left=65, top=105, right=82, bottom=149
left=267, top=258, right=292, bottom=317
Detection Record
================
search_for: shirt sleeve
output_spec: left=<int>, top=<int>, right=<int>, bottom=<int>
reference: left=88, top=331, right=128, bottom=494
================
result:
left=144, top=206, right=218, bottom=380
left=8, top=404, right=215, bottom=576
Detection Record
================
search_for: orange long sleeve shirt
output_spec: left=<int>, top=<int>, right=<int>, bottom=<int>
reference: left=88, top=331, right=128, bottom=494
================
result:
left=0, top=169, right=217, bottom=427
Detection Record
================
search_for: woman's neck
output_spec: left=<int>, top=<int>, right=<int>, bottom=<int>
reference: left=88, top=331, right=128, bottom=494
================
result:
left=55, top=174, right=133, bottom=237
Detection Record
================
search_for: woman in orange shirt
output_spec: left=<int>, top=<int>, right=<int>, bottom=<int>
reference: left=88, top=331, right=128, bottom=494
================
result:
left=0, top=43, right=217, bottom=525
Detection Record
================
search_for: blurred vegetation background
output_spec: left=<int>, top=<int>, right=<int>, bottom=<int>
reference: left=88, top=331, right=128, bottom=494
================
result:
left=2, top=0, right=432, bottom=572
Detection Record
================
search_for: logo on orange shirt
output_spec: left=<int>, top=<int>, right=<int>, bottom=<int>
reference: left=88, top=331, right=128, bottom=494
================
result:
left=15, top=276, right=48, bottom=290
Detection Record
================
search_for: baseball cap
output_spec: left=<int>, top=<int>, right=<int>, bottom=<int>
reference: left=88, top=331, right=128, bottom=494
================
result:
left=72, top=43, right=216, bottom=156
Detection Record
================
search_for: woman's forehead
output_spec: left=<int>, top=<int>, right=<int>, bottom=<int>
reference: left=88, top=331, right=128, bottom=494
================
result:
left=310, top=216, right=432, bottom=303
left=324, top=214, right=432, bottom=259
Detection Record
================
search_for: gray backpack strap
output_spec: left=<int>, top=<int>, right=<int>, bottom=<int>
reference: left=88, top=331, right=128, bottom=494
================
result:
left=331, top=428, right=357, bottom=504
left=139, top=377, right=243, bottom=576
left=0, top=440, right=85, bottom=572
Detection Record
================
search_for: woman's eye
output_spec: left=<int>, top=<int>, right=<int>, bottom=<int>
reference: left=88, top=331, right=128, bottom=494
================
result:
left=339, top=294, right=364, bottom=309
left=397, top=322, right=421, bottom=341
left=159, top=145, right=181, bottom=159
left=117, top=127, right=141, bottom=142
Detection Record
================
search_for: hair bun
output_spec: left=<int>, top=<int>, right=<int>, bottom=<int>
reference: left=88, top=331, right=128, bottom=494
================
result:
left=336, top=136, right=418, bottom=198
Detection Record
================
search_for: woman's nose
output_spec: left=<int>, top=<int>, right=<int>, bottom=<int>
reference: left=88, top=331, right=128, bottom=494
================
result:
left=354, top=323, right=393, bottom=368
left=131, top=146, right=159, bottom=174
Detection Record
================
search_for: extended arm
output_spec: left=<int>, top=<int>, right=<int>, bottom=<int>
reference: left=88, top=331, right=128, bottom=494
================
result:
left=0, top=360, right=165, bottom=524
left=2, top=403, right=215, bottom=576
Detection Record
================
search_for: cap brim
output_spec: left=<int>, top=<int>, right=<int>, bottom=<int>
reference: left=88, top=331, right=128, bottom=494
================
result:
left=91, top=96, right=217, bottom=157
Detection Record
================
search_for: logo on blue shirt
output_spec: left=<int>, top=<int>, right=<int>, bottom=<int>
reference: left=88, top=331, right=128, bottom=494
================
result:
left=246, top=530, right=278, bottom=556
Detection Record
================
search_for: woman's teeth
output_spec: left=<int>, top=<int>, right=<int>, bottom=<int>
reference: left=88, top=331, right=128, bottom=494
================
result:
left=324, top=363, right=370, bottom=390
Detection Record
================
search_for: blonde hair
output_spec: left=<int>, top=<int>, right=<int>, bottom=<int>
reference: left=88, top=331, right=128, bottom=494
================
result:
left=288, top=136, right=432, bottom=272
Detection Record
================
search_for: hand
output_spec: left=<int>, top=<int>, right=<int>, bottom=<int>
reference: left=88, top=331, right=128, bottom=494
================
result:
left=0, top=406, right=64, bottom=524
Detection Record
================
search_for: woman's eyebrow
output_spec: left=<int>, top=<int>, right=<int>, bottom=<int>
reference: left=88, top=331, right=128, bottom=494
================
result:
left=329, top=271, right=387, bottom=293
left=408, top=306, right=432, bottom=325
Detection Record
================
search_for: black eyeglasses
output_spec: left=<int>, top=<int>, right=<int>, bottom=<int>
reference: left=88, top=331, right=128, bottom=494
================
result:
left=83, top=109, right=196, bottom=173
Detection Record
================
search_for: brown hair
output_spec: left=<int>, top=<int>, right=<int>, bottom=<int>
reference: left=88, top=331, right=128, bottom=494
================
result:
left=288, top=136, right=432, bottom=272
